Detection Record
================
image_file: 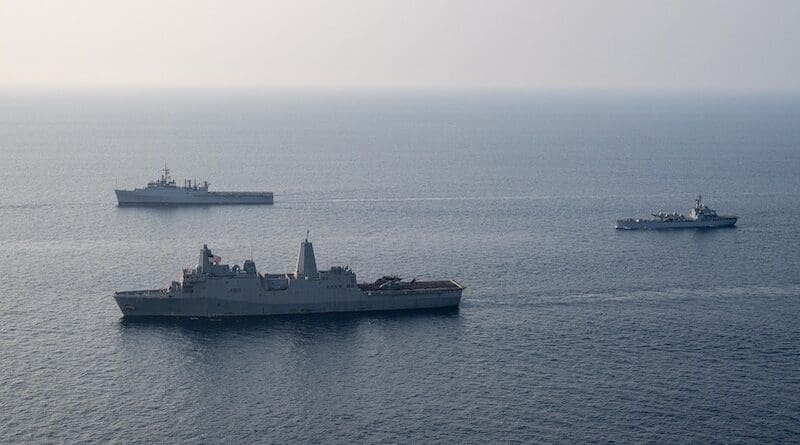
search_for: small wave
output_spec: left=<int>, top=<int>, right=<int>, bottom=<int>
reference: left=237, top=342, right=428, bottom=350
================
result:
left=0, top=203, right=56, bottom=210
left=303, top=193, right=682, bottom=204
left=0, top=202, right=107, bottom=210
left=465, top=283, right=800, bottom=306
left=324, top=196, right=540, bottom=203
left=278, top=191, right=800, bottom=204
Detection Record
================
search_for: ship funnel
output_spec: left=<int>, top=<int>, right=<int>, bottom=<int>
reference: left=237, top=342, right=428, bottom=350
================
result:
left=295, top=235, right=318, bottom=279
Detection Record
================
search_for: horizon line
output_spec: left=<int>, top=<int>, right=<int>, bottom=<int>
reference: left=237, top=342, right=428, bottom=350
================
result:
left=1, top=84, right=800, bottom=96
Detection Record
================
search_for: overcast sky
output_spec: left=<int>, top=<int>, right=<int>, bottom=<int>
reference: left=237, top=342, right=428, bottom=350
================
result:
left=1, top=0, right=799, bottom=90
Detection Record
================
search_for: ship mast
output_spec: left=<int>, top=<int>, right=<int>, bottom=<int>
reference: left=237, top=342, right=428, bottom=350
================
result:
left=295, top=232, right=318, bottom=279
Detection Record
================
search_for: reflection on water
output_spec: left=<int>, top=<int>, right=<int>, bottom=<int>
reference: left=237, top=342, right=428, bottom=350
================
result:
left=117, top=307, right=461, bottom=337
left=3, top=92, right=800, bottom=443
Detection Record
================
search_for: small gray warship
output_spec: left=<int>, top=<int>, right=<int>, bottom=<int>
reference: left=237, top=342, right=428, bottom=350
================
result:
left=616, top=195, right=737, bottom=230
left=114, top=235, right=464, bottom=317
left=115, top=165, right=273, bottom=206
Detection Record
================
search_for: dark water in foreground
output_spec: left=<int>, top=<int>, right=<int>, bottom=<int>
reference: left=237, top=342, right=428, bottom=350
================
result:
left=1, top=90, right=799, bottom=443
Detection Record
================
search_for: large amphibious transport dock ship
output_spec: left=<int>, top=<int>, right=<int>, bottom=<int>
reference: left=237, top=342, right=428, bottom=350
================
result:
left=115, top=165, right=273, bottom=206
left=113, top=236, right=464, bottom=317
left=616, top=195, right=737, bottom=230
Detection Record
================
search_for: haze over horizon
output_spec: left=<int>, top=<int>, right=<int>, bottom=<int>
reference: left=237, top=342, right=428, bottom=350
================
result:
left=1, top=0, right=799, bottom=92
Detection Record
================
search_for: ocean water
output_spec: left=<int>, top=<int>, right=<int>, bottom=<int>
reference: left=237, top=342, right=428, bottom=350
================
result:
left=1, top=90, right=799, bottom=443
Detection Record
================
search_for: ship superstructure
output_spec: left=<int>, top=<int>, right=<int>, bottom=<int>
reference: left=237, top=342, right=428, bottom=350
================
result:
left=113, top=236, right=464, bottom=317
left=616, top=195, right=737, bottom=230
left=115, top=165, right=273, bottom=206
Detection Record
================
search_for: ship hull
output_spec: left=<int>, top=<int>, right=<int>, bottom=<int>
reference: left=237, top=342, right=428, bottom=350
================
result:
left=115, top=189, right=273, bottom=206
left=615, top=217, right=737, bottom=230
left=114, top=288, right=462, bottom=317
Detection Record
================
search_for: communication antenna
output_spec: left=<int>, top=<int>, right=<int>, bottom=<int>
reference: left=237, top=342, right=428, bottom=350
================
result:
left=305, top=229, right=310, bottom=242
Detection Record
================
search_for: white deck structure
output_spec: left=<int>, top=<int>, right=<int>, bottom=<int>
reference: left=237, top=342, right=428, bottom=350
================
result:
left=616, top=195, right=737, bottom=230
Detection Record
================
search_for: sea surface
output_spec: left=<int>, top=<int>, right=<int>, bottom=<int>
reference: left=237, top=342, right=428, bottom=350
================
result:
left=1, top=90, right=799, bottom=443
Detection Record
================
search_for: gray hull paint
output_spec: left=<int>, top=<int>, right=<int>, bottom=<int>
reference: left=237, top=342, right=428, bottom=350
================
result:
left=114, top=291, right=462, bottom=317
left=616, top=195, right=737, bottom=230
left=615, top=218, right=737, bottom=230
left=115, top=189, right=273, bottom=206
left=114, top=240, right=464, bottom=318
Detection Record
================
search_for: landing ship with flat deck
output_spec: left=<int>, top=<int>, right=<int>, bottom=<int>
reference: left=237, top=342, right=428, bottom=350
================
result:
left=115, top=165, right=273, bottom=206
left=113, top=236, right=464, bottom=317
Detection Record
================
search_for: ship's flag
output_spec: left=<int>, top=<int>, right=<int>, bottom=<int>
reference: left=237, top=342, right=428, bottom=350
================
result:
left=210, top=255, right=222, bottom=264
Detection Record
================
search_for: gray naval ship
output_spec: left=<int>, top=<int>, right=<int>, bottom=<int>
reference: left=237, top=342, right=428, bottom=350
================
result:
left=114, top=235, right=464, bottom=317
left=115, top=165, right=273, bottom=206
left=616, top=195, right=737, bottom=230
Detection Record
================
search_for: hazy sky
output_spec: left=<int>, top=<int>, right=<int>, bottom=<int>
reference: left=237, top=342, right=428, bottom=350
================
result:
left=1, top=0, right=799, bottom=90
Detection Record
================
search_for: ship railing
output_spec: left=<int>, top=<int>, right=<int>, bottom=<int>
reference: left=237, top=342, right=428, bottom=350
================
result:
left=207, top=191, right=273, bottom=197
left=114, top=288, right=169, bottom=296
left=358, top=279, right=464, bottom=292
